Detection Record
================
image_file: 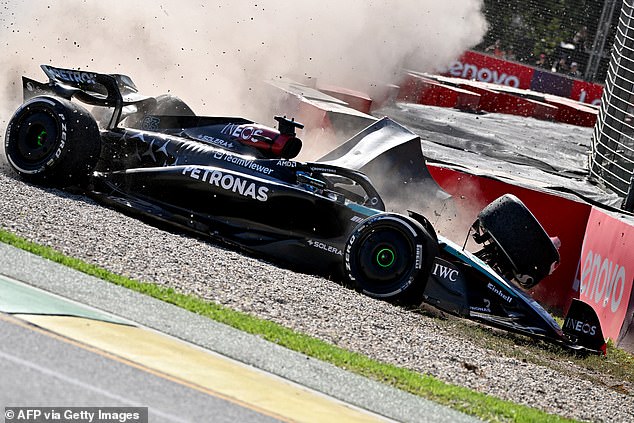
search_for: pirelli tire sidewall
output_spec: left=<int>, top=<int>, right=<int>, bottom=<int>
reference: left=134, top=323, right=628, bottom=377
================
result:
left=5, top=96, right=101, bottom=187
left=344, top=213, right=438, bottom=306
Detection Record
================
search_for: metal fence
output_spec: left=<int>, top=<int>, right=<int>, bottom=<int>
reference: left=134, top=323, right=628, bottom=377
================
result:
left=590, top=0, right=634, bottom=211
left=477, top=0, right=620, bottom=83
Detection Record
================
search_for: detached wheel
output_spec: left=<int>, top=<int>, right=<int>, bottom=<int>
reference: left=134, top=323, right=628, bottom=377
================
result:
left=344, top=213, right=438, bottom=306
left=476, top=194, right=559, bottom=289
left=4, top=96, right=100, bottom=187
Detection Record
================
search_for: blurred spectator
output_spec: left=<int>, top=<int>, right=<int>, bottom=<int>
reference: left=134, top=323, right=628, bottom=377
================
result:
left=485, top=39, right=505, bottom=58
left=568, top=62, right=581, bottom=78
left=535, top=53, right=549, bottom=69
left=572, top=26, right=589, bottom=51
left=552, top=57, right=569, bottom=74
left=506, top=46, right=516, bottom=61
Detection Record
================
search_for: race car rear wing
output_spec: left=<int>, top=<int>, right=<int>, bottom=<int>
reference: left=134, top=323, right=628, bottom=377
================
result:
left=22, top=65, right=153, bottom=129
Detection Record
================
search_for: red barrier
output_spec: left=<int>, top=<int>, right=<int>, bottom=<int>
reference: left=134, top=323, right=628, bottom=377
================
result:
left=423, top=76, right=559, bottom=121
left=427, top=164, right=591, bottom=312
left=571, top=79, right=604, bottom=106
left=460, top=84, right=557, bottom=119
left=575, top=208, right=634, bottom=341
left=455, top=80, right=593, bottom=125
left=397, top=73, right=480, bottom=111
left=543, top=95, right=598, bottom=127
left=317, top=85, right=373, bottom=115
left=444, top=50, right=604, bottom=106
left=446, top=51, right=535, bottom=89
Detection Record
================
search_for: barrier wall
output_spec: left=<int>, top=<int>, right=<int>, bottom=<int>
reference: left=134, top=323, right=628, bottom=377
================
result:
left=403, top=71, right=598, bottom=127
left=396, top=74, right=481, bottom=111
left=445, top=51, right=604, bottom=106
left=575, top=207, right=634, bottom=343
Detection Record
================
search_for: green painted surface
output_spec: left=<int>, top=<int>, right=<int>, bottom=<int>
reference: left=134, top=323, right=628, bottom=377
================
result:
left=0, top=275, right=130, bottom=325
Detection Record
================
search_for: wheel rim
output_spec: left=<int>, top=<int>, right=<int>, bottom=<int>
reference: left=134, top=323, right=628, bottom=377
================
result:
left=354, top=225, right=415, bottom=292
left=13, top=110, right=60, bottom=168
left=376, top=247, right=396, bottom=268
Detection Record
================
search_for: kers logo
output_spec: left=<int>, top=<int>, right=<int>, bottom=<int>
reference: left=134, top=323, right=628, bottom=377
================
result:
left=432, top=262, right=459, bottom=281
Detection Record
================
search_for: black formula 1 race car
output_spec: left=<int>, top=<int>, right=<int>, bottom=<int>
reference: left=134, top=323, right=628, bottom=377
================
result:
left=4, top=65, right=606, bottom=354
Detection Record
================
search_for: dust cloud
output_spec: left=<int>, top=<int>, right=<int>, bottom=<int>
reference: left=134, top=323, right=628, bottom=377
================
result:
left=0, top=0, right=486, bottom=130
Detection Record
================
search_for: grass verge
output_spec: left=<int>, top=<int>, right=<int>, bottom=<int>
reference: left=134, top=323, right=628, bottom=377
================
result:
left=0, top=228, right=581, bottom=422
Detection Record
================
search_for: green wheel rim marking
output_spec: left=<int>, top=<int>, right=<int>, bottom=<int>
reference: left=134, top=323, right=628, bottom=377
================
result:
left=376, top=248, right=395, bottom=268
left=36, top=129, right=47, bottom=147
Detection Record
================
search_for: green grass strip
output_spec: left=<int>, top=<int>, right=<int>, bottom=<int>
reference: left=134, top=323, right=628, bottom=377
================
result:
left=0, top=228, right=576, bottom=423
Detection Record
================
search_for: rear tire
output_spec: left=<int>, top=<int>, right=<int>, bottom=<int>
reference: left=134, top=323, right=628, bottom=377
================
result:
left=4, top=96, right=101, bottom=187
left=475, top=194, right=559, bottom=289
left=344, top=213, right=438, bottom=306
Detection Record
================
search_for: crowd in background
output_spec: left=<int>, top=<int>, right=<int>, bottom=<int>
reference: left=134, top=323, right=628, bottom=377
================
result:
left=483, top=25, right=589, bottom=79
left=476, top=0, right=616, bottom=83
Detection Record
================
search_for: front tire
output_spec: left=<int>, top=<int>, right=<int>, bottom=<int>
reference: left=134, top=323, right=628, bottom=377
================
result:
left=475, top=194, right=559, bottom=289
left=4, top=96, right=101, bottom=187
left=344, top=213, right=438, bottom=306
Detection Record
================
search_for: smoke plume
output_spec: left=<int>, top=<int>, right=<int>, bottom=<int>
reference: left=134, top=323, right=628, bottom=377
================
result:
left=0, top=0, right=487, bottom=156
